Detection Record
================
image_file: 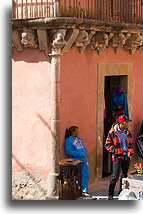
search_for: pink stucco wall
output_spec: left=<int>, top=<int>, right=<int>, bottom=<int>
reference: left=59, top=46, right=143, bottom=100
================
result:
left=60, top=47, right=143, bottom=182
left=12, top=46, right=143, bottom=183
left=12, top=48, right=51, bottom=178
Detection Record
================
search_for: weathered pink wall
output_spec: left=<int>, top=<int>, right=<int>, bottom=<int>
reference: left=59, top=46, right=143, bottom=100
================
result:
left=60, top=47, right=143, bottom=182
left=12, top=46, right=143, bottom=184
left=12, top=48, right=51, bottom=178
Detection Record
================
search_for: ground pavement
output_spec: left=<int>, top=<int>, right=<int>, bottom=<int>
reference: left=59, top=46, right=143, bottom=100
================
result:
left=77, top=175, right=120, bottom=200
left=46, top=175, right=120, bottom=200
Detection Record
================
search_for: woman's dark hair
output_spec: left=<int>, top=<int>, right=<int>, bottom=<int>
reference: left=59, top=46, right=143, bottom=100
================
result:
left=65, top=126, right=79, bottom=139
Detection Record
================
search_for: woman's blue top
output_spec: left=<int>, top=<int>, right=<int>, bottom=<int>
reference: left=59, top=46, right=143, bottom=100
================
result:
left=111, top=91, right=129, bottom=117
left=65, top=136, right=88, bottom=162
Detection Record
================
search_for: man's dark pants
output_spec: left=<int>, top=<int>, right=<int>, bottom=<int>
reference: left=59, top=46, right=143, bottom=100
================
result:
left=108, top=156, right=130, bottom=196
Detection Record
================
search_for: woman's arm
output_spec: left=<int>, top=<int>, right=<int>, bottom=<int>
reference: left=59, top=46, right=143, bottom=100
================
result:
left=65, top=139, right=86, bottom=157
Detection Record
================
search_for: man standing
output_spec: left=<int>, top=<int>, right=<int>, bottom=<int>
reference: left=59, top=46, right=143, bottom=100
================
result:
left=105, top=115, right=134, bottom=200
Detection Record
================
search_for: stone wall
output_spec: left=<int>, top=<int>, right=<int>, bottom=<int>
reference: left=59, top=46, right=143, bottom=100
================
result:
left=12, top=169, right=48, bottom=200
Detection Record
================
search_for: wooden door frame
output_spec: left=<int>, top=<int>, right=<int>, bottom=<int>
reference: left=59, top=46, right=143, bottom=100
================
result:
left=96, top=63, right=133, bottom=180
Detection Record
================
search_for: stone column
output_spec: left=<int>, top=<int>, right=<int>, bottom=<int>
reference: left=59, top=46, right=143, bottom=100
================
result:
left=47, top=29, right=66, bottom=197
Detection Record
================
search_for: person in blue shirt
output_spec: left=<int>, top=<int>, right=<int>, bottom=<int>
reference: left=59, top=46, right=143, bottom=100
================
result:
left=65, top=126, right=91, bottom=197
left=111, top=87, right=129, bottom=123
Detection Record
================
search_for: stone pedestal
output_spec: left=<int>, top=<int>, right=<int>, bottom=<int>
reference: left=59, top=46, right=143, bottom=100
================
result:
left=122, top=174, right=143, bottom=197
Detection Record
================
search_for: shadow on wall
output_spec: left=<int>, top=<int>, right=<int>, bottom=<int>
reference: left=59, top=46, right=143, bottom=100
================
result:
left=37, top=113, right=56, bottom=142
left=12, top=48, right=51, bottom=63
left=37, top=113, right=67, bottom=159
left=12, top=113, right=58, bottom=200
left=12, top=154, right=47, bottom=198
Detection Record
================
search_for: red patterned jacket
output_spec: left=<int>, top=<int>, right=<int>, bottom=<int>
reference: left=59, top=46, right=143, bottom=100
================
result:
left=105, top=123, right=134, bottom=161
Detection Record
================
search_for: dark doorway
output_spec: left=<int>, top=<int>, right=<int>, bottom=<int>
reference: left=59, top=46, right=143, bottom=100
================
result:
left=102, top=75, right=128, bottom=178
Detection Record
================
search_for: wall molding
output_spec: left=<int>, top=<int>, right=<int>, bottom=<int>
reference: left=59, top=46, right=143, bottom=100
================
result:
left=12, top=18, right=143, bottom=55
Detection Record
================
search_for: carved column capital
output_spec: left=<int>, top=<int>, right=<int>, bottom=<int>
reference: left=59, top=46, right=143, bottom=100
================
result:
left=21, top=28, right=38, bottom=48
left=51, top=29, right=67, bottom=48
left=90, top=32, right=112, bottom=55
left=74, top=30, right=89, bottom=47
left=124, top=33, right=143, bottom=55
left=109, top=32, right=126, bottom=54
left=50, top=29, right=67, bottom=56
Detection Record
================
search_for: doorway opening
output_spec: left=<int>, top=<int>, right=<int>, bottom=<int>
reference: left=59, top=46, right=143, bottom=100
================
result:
left=102, top=75, right=128, bottom=178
